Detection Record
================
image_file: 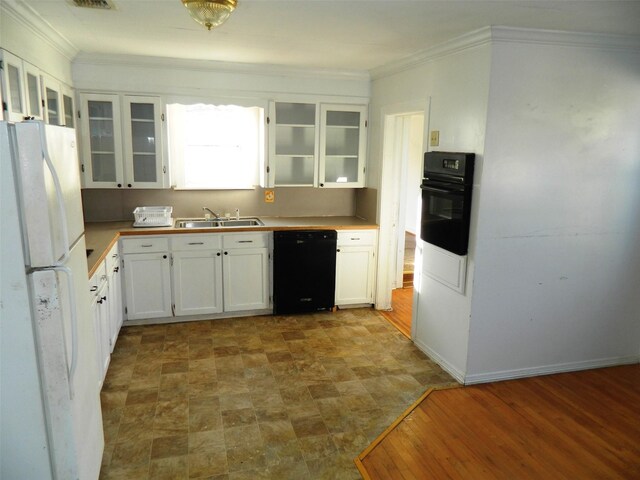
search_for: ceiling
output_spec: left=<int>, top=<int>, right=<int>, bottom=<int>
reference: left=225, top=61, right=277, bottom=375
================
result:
left=16, top=0, right=640, bottom=71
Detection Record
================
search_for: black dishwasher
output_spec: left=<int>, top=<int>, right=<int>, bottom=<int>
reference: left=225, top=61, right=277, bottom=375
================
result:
left=273, top=230, right=337, bottom=315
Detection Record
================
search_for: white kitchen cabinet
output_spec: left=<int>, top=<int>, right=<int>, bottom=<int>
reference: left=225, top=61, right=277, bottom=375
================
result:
left=42, top=74, right=63, bottom=126
left=222, top=233, right=270, bottom=311
left=121, top=237, right=172, bottom=320
left=23, top=61, right=43, bottom=120
left=105, top=244, right=123, bottom=352
left=61, top=84, right=75, bottom=129
left=267, top=101, right=367, bottom=188
left=319, top=104, right=367, bottom=188
left=122, top=96, right=165, bottom=188
left=171, top=235, right=223, bottom=316
left=335, top=230, right=377, bottom=306
left=89, top=262, right=110, bottom=385
left=0, top=50, right=27, bottom=122
left=267, top=101, right=319, bottom=187
left=79, top=93, right=165, bottom=189
left=79, top=93, right=124, bottom=188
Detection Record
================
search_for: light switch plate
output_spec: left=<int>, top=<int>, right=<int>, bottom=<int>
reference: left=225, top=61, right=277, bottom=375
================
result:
left=430, top=130, right=440, bottom=147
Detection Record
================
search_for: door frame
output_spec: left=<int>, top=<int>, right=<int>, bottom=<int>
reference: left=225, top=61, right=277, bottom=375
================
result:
left=374, top=99, right=430, bottom=311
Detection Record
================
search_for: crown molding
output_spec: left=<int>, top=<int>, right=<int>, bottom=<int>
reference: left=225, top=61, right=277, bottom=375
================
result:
left=1, top=0, right=79, bottom=60
left=370, top=26, right=640, bottom=80
left=370, top=27, right=493, bottom=80
left=489, top=26, right=640, bottom=50
left=73, top=52, right=371, bottom=83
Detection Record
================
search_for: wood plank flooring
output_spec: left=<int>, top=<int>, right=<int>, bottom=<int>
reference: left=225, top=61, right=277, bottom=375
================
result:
left=357, top=364, right=640, bottom=480
left=379, top=288, right=413, bottom=339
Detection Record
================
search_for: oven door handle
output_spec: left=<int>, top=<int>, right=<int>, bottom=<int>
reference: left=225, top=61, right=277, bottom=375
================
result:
left=421, top=184, right=462, bottom=194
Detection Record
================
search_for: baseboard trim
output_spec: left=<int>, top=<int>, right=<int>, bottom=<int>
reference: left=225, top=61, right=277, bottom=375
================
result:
left=414, top=339, right=466, bottom=384
left=463, top=355, right=640, bottom=385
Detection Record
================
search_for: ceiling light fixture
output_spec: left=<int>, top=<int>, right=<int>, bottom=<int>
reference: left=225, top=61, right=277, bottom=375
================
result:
left=181, top=0, right=237, bottom=31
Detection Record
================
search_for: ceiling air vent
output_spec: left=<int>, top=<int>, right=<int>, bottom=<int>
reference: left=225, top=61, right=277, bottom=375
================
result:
left=71, top=0, right=115, bottom=9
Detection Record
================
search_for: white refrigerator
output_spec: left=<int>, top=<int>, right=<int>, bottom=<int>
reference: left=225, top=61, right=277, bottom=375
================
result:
left=0, top=121, right=104, bottom=479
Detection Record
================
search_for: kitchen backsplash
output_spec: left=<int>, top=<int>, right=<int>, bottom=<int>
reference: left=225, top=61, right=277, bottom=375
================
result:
left=82, top=188, right=363, bottom=222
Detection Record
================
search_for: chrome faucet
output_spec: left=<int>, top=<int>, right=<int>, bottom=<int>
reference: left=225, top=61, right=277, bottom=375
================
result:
left=202, top=207, right=221, bottom=219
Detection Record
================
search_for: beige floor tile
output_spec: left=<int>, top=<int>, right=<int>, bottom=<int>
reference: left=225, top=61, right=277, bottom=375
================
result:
left=100, top=309, right=458, bottom=479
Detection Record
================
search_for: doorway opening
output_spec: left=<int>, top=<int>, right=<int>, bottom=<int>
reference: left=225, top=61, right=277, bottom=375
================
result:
left=377, top=110, right=425, bottom=338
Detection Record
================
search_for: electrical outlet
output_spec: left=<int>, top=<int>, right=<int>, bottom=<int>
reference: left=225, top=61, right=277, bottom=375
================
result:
left=264, top=189, right=275, bottom=203
left=430, top=130, right=440, bottom=147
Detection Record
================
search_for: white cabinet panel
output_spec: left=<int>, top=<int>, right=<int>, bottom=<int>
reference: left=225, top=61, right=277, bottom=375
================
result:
left=335, top=229, right=377, bottom=306
left=222, top=247, right=270, bottom=312
left=172, top=250, right=223, bottom=316
left=123, top=252, right=172, bottom=320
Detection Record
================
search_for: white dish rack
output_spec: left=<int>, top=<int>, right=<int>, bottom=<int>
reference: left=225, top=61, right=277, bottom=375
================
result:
left=133, top=206, right=173, bottom=227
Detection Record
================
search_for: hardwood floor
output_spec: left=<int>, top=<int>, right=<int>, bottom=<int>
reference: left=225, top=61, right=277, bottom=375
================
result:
left=357, top=365, right=640, bottom=480
left=379, top=288, right=413, bottom=339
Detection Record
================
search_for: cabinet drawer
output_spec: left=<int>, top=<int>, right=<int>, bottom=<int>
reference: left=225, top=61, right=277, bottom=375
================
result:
left=105, top=244, right=120, bottom=272
left=223, top=232, right=269, bottom=249
left=121, top=237, right=169, bottom=254
left=337, top=230, right=377, bottom=247
left=171, top=234, right=222, bottom=251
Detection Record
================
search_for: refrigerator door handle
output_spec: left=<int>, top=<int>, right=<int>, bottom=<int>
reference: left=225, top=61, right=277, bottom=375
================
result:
left=36, top=122, right=71, bottom=265
left=41, top=264, right=79, bottom=399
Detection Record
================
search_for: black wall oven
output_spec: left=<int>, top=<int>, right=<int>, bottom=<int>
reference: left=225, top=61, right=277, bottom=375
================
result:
left=420, top=151, right=475, bottom=256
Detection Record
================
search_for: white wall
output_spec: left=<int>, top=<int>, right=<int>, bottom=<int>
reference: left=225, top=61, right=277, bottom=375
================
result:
left=369, top=34, right=492, bottom=380
left=465, top=32, right=640, bottom=382
left=72, top=54, right=370, bottom=105
left=0, top=2, right=75, bottom=85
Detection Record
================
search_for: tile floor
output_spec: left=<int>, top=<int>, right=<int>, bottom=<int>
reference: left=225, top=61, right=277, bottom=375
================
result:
left=99, top=308, right=457, bottom=479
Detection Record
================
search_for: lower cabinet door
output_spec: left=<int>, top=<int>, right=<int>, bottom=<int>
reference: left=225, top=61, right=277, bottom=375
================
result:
left=107, top=265, right=122, bottom=351
left=123, top=252, right=172, bottom=320
left=91, top=284, right=110, bottom=385
left=335, top=246, right=375, bottom=305
left=222, top=247, right=269, bottom=312
left=172, top=250, right=223, bottom=316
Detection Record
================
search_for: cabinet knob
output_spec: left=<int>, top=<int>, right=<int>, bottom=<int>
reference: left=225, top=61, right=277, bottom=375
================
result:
left=224, top=251, right=228, bottom=255
left=337, top=248, right=341, bottom=252
left=163, top=255, right=167, bottom=259
left=114, top=266, right=119, bottom=273
left=90, top=286, right=98, bottom=292
left=216, top=252, right=221, bottom=256
left=117, top=183, right=122, bottom=188
left=128, top=184, right=132, bottom=188
left=320, top=183, right=324, bottom=187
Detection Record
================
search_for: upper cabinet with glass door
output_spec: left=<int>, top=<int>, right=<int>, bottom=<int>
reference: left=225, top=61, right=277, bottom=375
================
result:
left=266, top=101, right=367, bottom=188
left=0, top=50, right=27, bottom=122
left=79, top=92, right=166, bottom=189
left=23, top=61, right=44, bottom=120
left=79, top=93, right=124, bottom=188
left=319, top=104, right=367, bottom=188
left=267, top=101, right=319, bottom=187
left=122, top=96, right=164, bottom=188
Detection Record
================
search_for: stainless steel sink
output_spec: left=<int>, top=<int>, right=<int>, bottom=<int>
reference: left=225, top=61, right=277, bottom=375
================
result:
left=175, top=217, right=264, bottom=229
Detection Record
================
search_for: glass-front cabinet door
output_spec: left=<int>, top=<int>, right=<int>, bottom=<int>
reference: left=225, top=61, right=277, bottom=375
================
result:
left=268, top=101, right=319, bottom=187
left=42, top=74, right=62, bottom=126
left=79, top=93, right=124, bottom=188
left=0, top=50, right=26, bottom=122
left=61, top=85, right=75, bottom=128
left=23, top=61, right=43, bottom=120
left=319, top=104, right=367, bottom=188
left=122, top=96, right=165, bottom=188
